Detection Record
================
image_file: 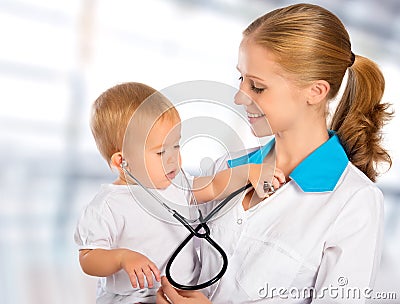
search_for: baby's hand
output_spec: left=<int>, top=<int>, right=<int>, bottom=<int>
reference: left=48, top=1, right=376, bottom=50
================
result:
left=249, top=163, right=286, bottom=198
left=120, top=250, right=161, bottom=289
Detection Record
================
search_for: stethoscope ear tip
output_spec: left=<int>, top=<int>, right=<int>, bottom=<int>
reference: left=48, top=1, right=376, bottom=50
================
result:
left=121, top=159, right=128, bottom=168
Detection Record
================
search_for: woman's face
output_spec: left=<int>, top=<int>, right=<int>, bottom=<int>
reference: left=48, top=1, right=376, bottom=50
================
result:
left=235, top=39, right=310, bottom=137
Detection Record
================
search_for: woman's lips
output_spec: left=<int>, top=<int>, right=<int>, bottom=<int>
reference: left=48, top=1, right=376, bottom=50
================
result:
left=247, top=112, right=265, bottom=124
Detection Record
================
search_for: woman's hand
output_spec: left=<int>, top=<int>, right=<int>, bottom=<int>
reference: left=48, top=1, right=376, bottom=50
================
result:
left=156, top=277, right=211, bottom=304
left=120, top=250, right=161, bottom=289
left=249, top=163, right=286, bottom=198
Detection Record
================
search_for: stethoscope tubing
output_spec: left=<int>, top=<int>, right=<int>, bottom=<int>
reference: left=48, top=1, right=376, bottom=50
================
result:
left=166, top=182, right=252, bottom=290
left=121, top=162, right=252, bottom=290
left=165, top=220, right=228, bottom=290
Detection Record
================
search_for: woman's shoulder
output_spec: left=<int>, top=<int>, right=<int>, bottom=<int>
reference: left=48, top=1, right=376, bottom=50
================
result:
left=336, top=162, right=384, bottom=208
left=325, top=163, right=384, bottom=245
left=342, top=163, right=382, bottom=192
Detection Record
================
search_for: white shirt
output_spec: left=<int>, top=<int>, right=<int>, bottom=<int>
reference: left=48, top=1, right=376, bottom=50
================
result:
left=198, top=133, right=384, bottom=303
left=74, top=177, right=199, bottom=304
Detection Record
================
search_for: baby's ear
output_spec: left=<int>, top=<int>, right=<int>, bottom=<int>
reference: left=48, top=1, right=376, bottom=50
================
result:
left=110, top=152, right=123, bottom=169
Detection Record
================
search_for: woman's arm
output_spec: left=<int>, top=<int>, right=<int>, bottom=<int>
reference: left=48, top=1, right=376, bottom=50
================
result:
left=311, top=186, right=384, bottom=303
left=79, top=248, right=161, bottom=288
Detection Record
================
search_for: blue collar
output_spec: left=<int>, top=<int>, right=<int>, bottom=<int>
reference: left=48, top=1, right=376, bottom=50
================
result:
left=227, top=131, right=349, bottom=192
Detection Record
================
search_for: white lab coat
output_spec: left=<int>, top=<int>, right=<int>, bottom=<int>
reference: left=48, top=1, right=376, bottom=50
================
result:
left=198, top=133, right=383, bottom=304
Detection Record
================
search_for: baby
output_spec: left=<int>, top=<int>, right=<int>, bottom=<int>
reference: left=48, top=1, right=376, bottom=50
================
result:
left=74, top=82, right=284, bottom=303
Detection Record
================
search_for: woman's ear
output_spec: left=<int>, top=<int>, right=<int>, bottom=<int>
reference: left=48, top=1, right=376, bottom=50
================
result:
left=307, top=80, right=330, bottom=105
left=110, top=152, right=123, bottom=169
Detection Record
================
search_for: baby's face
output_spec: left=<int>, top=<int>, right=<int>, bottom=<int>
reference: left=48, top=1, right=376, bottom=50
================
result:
left=143, top=116, right=182, bottom=189
left=124, top=115, right=181, bottom=189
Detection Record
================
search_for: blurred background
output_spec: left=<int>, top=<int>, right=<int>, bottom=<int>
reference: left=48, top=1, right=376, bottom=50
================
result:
left=0, top=0, right=399, bottom=303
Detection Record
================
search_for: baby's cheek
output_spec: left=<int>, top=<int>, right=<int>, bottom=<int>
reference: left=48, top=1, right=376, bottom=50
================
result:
left=178, top=154, right=182, bottom=168
left=144, top=158, right=158, bottom=179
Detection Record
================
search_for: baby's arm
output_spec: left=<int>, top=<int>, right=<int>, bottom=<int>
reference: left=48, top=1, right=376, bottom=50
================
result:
left=192, top=163, right=285, bottom=203
left=79, top=248, right=161, bottom=289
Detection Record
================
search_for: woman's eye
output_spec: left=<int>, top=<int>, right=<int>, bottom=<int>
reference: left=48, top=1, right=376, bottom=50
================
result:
left=239, top=76, right=264, bottom=94
left=174, top=145, right=180, bottom=149
left=156, top=151, right=165, bottom=155
left=250, top=84, right=265, bottom=94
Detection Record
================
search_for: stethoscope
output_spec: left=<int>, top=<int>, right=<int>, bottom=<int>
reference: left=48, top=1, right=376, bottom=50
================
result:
left=120, top=160, right=274, bottom=290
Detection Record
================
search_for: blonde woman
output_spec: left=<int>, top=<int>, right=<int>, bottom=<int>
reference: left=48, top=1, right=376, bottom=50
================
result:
left=157, top=3, right=392, bottom=304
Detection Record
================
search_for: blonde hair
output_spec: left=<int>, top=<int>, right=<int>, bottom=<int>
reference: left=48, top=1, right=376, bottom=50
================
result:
left=244, top=3, right=392, bottom=181
left=90, top=82, right=179, bottom=165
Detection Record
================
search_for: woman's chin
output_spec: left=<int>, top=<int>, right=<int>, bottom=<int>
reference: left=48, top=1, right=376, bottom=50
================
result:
left=251, top=127, right=274, bottom=138
left=249, top=119, right=273, bottom=138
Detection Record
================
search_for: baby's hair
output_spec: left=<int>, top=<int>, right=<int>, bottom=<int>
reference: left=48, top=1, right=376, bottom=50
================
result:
left=90, top=82, right=178, bottom=166
left=244, top=3, right=393, bottom=181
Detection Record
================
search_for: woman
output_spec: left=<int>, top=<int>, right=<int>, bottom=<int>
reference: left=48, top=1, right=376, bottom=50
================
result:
left=157, top=3, right=392, bottom=303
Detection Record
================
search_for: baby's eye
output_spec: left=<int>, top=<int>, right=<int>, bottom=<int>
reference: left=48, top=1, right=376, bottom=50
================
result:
left=238, top=76, right=243, bottom=82
left=174, top=144, right=180, bottom=149
left=156, top=151, right=165, bottom=155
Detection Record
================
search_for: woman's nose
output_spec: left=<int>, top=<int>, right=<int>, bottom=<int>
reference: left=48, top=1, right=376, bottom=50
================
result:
left=234, top=89, right=252, bottom=106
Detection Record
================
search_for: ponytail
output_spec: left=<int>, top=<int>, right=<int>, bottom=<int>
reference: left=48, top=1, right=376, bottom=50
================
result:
left=330, top=55, right=393, bottom=181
